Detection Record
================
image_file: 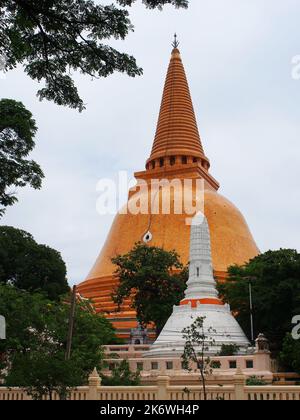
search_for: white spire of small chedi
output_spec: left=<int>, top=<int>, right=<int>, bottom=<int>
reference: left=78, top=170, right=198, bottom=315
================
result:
left=184, top=213, right=218, bottom=302
left=146, top=212, right=250, bottom=358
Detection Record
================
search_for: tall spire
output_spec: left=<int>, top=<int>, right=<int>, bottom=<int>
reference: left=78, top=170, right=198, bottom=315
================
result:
left=147, top=44, right=210, bottom=169
left=182, top=213, right=219, bottom=304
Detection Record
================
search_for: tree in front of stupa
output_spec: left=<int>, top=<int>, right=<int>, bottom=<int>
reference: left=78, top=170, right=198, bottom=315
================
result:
left=181, top=317, right=221, bottom=401
left=0, top=284, right=118, bottom=400
left=112, top=243, right=188, bottom=335
left=280, top=334, right=300, bottom=376
left=218, top=249, right=300, bottom=363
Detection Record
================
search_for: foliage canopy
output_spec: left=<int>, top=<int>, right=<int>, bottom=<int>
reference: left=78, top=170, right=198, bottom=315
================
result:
left=0, top=0, right=188, bottom=111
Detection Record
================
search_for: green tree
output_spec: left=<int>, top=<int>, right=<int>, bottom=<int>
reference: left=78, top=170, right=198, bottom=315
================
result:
left=0, top=226, right=69, bottom=300
left=6, top=348, right=82, bottom=400
left=112, top=243, right=188, bottom=335
left=182, top=316, right=220, bottom=401
left=0, top=0, right=188, bottom=111
left=0, top=99, right=44, bottom=216
left=217, top=344, right=240, bottom=357
left=102, top=360, right=140, bottom=386
left=246, top=376, right=267, bottom=386
left=218, top=249, right=300, bottom=353
left=280, top=334, right=300, bottom=374
left=0, top=284, right=118, bottom=399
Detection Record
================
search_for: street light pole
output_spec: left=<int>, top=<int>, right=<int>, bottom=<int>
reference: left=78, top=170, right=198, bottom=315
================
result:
left=65, top=285, right=77, bottom=361
left=248, top=280, right=254, bottom=344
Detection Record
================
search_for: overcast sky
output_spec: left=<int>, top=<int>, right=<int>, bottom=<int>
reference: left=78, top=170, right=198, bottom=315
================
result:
left=1, top=0, right=300, bottom=285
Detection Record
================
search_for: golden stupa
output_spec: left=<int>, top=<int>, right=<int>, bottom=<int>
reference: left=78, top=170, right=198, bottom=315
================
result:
left=78, top=45, right=259, bottom=340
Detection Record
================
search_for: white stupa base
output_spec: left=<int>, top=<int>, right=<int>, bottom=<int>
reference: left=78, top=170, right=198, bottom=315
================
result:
left=146, top=302, right=251, bottom=358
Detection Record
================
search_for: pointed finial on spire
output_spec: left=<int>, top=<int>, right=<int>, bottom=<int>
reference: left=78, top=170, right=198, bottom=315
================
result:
left=172, top=33, right=180, bottom=49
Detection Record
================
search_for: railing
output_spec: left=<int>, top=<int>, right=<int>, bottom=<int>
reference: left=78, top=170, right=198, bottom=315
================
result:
left=1, top=370, right=300, bottom=401
left=0, top=387, right=90, bottom=401
left=166, top=385, right=235, bottom=401
left=0, top=386, right=158, bottom=401
left=97, top=386, right=158, bottom=401
left=246, top=386, right=300, bottom=401
left=0, top=387, right=30, bottom=400
left=69, top=387, right=89, bottom=401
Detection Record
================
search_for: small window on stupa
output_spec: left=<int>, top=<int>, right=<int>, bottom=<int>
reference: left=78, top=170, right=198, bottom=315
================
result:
left=182, top=156, right=187, bottom=164
left=166, top=362, right=173, bottom=370
left=170, top=156, right=176, bottom=166
left=246, top=360, right=254, bottom=369
left=159, top=158, right=164, bottom=167
left=197, top=267, right=200, bottom=277
left=229, top=361, right=237, bottom=369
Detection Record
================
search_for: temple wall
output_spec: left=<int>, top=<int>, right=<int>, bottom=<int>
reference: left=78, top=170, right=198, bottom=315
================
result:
left=103, top=345, right=274, bottom=385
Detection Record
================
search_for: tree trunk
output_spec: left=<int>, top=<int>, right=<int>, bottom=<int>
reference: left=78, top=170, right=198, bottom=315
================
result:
left=198, top=361, right=207, bottom=401
left=201, top=370, right=207, bottom=401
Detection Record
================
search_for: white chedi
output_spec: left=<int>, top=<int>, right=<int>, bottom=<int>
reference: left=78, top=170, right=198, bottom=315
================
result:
left=146, top=212, right=250, bottom=358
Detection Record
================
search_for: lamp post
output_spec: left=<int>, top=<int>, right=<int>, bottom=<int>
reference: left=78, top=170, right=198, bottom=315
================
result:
left=65, top=285, right=77, bottom=360
left=249, top=280, right=254, bottom=344
left=245, top=276, right=255, bottom=345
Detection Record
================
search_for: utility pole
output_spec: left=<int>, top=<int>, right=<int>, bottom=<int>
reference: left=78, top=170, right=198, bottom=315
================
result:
left=244, top=276, right=256, bottom=345
left=65, top=285, right=77, bottom=361
left=249, top=280, right=254, bottom=344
